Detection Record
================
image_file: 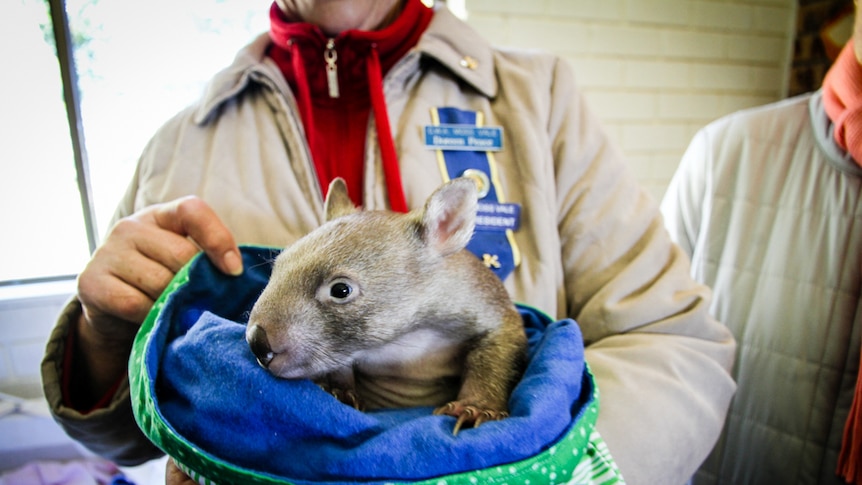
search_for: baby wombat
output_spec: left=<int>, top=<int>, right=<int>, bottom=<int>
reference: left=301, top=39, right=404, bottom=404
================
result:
left=245, top=177, right=527, bottom=434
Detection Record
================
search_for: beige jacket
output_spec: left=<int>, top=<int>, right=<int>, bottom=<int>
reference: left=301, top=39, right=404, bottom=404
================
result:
left=43, top=6, right=736, bottom=485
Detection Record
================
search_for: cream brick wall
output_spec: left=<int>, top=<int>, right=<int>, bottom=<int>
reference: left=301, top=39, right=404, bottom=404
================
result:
left=463, top=0, right=797, bottom=201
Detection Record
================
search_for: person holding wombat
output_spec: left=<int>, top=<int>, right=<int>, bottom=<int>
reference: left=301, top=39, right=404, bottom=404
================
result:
left=41, top=1, right=736, bottom=484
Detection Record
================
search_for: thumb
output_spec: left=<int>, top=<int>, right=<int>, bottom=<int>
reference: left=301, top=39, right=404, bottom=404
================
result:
left=152, top=196, right=244, bottom=276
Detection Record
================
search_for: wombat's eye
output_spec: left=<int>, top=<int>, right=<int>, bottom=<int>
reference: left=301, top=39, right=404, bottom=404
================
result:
left=318, top=277, right=358, bottom=304
left=330, top=282, right=352, bottom=299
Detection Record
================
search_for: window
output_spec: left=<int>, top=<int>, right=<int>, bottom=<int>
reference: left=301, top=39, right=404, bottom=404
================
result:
left=2, top=0, right=88, bottom=283
left=1, top=0, right=268, bottom=284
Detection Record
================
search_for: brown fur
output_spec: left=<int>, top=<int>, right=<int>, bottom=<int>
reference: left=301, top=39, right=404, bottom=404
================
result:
left=246, top=177, right=527, bottom=433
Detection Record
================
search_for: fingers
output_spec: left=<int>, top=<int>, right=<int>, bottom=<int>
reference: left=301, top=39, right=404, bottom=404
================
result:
left=101, top=221, right=196, bottom=295
left=150, top=196, right=243, bottom=276
left=78, top=196, right=241, bottom=332
left=165, top=458, right=197, bottom=485
left=78, top=245, right=176, bottom=328
left=73, top=197, right=242, bottom=404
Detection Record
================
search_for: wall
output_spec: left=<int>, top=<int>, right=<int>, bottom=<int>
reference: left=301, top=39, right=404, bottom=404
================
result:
left=465, top=0, right=798, bottom=201
left=0, top=281, right=84, bottom=470
left=0, top=284, right=72, bottom=398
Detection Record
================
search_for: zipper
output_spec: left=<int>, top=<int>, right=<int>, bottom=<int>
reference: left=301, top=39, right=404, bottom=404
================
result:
left=324, top=38, right=340, bottom=98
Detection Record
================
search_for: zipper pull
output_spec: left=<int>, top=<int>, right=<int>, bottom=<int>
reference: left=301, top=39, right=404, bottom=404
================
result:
left=324, top=38, right=340, bottom=98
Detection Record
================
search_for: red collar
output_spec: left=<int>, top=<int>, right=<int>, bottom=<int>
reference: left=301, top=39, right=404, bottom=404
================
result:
left=268, top=0, right=432, bottom=105
left=265, top=0, right=433, bottom=212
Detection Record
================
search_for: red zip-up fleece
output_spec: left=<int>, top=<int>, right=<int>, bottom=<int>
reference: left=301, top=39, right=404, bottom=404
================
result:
left=268, top=0, right=434, bottom=210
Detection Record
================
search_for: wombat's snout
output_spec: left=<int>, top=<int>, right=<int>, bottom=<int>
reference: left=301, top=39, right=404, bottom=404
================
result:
left=247, top=324, right=275, bottom=368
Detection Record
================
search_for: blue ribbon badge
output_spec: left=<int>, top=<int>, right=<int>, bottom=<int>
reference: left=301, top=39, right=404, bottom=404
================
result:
left=426, top=107, right=521, bottom=281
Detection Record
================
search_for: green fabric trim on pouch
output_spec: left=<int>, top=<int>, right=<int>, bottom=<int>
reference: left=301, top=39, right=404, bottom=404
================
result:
left=129, top=246, right=625, bottom=485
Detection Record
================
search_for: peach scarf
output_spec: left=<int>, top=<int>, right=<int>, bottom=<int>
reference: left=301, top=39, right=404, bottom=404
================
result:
left=825, top=39, right=862, bottom=484
left=823, top=40, right=862, bottom=166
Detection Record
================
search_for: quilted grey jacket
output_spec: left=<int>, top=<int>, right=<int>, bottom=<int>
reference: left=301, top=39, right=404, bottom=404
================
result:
left=662, top=91, right=862, bottom=485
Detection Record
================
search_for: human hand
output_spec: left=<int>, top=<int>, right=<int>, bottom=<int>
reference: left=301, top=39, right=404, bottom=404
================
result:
left=165, top=458, right=197, bottom=485
left=74, top=196, right=242, bottom=401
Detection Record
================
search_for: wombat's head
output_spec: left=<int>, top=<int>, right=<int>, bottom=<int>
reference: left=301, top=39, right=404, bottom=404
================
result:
left=246, top=177, right=479, bottom=380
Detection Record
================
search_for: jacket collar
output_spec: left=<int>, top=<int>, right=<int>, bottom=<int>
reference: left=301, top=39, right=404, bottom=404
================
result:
left=193, top=33, right=281, bottom=124
left=193, top=4, right=497, bottom=125
left=414, top=5, right=497, bottom=98
left=810, top=90, right=862, bottom=178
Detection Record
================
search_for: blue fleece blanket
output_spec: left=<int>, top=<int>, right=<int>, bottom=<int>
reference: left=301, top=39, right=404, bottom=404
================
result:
left=136, top=246, right=593, bottom=484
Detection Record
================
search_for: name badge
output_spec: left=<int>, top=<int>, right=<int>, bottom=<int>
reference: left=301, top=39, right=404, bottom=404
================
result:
left=475, top=202, right=521, bottom=232
left=423, top=125, right=503, bottom=151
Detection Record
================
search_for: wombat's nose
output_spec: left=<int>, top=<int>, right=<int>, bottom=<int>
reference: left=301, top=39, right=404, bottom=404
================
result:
left=247, top=324, right=275, bottom=368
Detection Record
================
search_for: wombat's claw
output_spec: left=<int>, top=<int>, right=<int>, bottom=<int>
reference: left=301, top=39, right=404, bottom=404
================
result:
left=432, top=402, right=456, bottom=416
left=453, top=408, right=475, bottom=436
left=473, top=409, right=504, bottom=428
left=329, top=388, right=364, bottom=411
left=434, top=402, right=509, bottom=436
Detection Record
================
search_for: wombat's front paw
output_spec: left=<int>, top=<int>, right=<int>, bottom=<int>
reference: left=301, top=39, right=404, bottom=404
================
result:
left=332, top=388, right=365, bottom=410
left=318, top=384, right=365, bottom=411
left=433, top=401, right=509, bottom=436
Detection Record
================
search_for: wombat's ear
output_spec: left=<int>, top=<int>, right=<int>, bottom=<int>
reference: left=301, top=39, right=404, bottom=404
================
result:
left=421, top=178, right=478, bottom=256
left=324, top=177, right=357, bottom=221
